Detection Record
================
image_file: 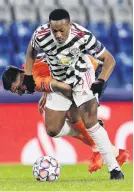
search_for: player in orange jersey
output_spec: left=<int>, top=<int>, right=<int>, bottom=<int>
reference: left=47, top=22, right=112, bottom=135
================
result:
left=2, top=55, right=129, bottom=172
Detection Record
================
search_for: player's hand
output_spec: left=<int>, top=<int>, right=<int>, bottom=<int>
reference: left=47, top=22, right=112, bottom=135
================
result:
left=90, top=79, right=105, bottom=98
left=23, top=75, right=35, bottom=94
left=38, top=93, right=47, bottom=114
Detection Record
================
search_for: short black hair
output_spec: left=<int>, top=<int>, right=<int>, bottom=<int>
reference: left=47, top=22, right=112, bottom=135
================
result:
left=2, top=66, right=24, bottom=91
left=49, top=9, right=70, bottom=22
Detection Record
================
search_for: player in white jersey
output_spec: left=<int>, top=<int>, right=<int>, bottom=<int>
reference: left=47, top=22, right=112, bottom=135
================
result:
left=22, top=9, right=124, bottom=179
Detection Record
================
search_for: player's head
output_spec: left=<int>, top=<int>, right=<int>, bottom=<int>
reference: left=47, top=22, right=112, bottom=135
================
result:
left=2, top=66, right=25, bottom=95
left=49, top=9, right=71, bottom=44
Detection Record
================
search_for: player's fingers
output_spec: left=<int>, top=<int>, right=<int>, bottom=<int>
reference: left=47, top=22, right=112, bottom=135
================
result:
left=39, top=99, right=43, bottom=106
left=40, top=98, right=46, bottom=109
left=40, top=109, right=43, bottom=115
left=39, top=96, right=46, bottom=105
left=38, top=102, right=43, bottom=114
left=42, top=100, right=46, bottom=109
left=43, top=103, right=46, bottom=110
left=39, top=102, right=45, bottom=114
left=41, top=103, right=45, bottom=112
left=39, top=106, right=43, bottom=114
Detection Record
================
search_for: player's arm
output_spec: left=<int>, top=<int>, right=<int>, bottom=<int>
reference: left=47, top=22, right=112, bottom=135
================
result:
left=23, top=30, right=41, bottom=93
left=51, top=79, right=72, bottom=97
left=92, top=49, right=115, bottom=98
left=85, top=34, right=115, bottom=82
left=25, top=43, right=38, bottom=75
left=85, top=31, right=115, bottom=97
left=22, top=43, right=38, bottom=94
left=97, top=49, right=115, bottom=82
left=35, top=76, right=72, bottom=98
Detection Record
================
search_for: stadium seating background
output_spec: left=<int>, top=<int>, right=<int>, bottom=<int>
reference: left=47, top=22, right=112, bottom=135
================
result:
left=0, top=0, right=133, bottom=102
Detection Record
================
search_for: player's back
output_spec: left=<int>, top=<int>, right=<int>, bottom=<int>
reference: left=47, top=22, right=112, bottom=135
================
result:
left=23, top=58, right=50, bottom=79
left=32, top=59, right=51, bottom=91
left=33, top=59, right=50, bottom=79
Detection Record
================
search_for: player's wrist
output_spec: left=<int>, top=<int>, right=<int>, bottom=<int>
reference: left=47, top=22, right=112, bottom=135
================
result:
left=97, top=78, right=105, bottom=85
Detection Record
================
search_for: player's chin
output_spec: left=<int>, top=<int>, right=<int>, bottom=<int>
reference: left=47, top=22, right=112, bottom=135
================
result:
left=57, top=40, right=65, bottom=44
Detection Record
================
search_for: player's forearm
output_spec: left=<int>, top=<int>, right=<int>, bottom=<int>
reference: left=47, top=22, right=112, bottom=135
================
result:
left=35, top=78, right=72, bottom=97
left=25, top=43, right=38, bottom=75
left=51, top=80, right=72, bottom=97
left=97, top=50, right=116, bottom=82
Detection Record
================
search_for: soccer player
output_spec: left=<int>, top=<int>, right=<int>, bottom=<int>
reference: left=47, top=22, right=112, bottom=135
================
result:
left=14, top=9, right=125, bottom=179
left=2, top=57, right=128, bottom=173
left=34, top=56, right=128, bottom=172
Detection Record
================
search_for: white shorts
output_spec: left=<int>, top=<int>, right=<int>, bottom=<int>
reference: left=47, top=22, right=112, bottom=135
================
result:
left=45, top=68, right=95, bottom=111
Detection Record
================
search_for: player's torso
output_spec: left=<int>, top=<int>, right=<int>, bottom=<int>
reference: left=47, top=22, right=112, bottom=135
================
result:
left=36, top=23, right=93, bottom=82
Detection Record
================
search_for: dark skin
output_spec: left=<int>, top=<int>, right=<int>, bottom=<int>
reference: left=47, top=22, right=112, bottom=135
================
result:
left=50, top=19, right=71, bottom=44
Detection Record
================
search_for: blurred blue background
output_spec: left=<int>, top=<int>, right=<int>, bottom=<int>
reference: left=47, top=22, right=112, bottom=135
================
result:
left=0, top=0, right=133, bottom=102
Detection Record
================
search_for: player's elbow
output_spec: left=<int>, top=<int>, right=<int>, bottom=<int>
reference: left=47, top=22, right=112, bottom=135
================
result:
left=110, top=54, right=116, bottom=68
left=98, top=49, right=116, bottom=68
left=105, top=51, right=116, bottom=69
left=110, top=54, right=116, bottom=67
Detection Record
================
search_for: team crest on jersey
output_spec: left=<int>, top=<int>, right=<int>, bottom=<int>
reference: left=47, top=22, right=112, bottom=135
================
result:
left=70, top=48, right=80, bottom=57
left=60, top=57, right=72, bottom=65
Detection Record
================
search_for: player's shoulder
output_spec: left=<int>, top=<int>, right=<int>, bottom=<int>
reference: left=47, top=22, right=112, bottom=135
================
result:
left=71, top=22, right=92, bottom=35
left=71, top=23, right=93, bottom=45
left=34, top=23, right=51, bottom=38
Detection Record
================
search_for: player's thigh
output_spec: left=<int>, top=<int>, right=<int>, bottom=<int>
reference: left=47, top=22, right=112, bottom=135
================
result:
left=45, top=107, right=67, bottom=137
left=79, top=97, right=98, bottom=128
left=67, top=103, right=81, bottom=123
left=45, top=92, right=71, bottom=136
